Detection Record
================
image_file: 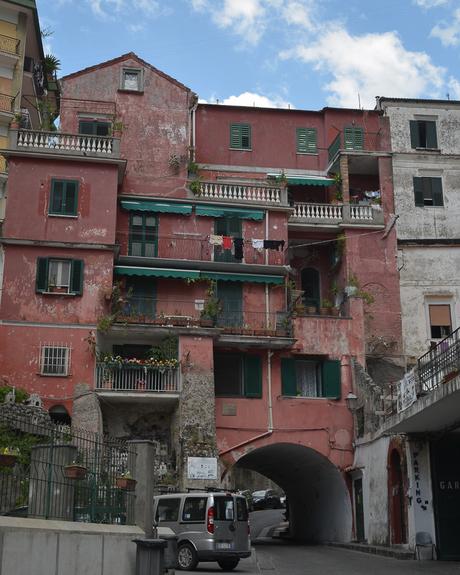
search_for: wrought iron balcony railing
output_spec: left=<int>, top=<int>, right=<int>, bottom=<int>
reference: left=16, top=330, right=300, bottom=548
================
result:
left=417, top=327, right=460, bottom=393
left=95, top=363, right=180, bottom=393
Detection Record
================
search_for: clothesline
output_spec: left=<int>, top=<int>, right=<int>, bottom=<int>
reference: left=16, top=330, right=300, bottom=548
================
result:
left=208, top=235, right=285, bottom=261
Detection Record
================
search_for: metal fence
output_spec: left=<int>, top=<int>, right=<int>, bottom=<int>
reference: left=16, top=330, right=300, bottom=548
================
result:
left=417, top=327, right=460, bottom=392
left=0, top=408, right=136, bottom=524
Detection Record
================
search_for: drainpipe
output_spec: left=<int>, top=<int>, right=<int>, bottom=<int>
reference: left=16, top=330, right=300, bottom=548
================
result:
left=265, top=211, right=270, bottom=328
left=189, top=94, right=198, bottom=162
left=218, top=349, right=274, bottom=457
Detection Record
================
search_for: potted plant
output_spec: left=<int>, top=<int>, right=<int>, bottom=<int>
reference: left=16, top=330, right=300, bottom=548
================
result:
left=9, top=113, right=22, bottom=130
left=116, top=471, right=137, bottom=491
left=189, top=178, right=202, bottom=196
left=64, top=460, right=87, bottom=480
left=112, top=120, right=124, bottom=138
left=0, top=447, right=19, bottom=468
left=320, top=299, right=333, bottom=315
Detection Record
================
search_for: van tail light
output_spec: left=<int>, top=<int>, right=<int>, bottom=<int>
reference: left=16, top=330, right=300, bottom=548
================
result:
left=247, top=520, right=250, bottom=535
left=207, top=506, right=215, bottom=534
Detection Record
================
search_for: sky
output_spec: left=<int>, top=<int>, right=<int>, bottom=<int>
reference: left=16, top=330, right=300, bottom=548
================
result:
left=37, top=0, right=460, bottom=111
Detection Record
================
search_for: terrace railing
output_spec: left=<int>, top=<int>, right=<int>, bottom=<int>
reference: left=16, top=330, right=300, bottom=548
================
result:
left=194, top=181, right=286, bottom=205
left=95, top=363, right=180, bottom=393
left=14, top=129, right=118, bottom=157
left=0, top=406, right=136, bottom=523
left=417, top=327, right=460, bottom=393
left=290, top=203, right=383, bottom=226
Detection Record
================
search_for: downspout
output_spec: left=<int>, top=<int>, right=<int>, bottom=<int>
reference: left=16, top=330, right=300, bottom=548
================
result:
left=189, top=93, right=198, bottom=162
left=218, top=349, right=274, bottom=457
left=265, top=210, right=269, bottom=327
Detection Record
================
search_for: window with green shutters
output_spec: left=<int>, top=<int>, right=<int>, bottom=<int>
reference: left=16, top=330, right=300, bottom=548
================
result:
left=410, top=120, right=438, bottom=149
left=230, top=123, right=251, bottom=150
left=36, top=258, right=84, bottom=295
left=129, top=213, right=158, bottom=257
left=49, top=180, right=79, bottom=216
left=296, top=128, right=317, bottom=153
left=344, top=127, right=364, bottom=150
left=281, top=357, right=341, bottom=398
left=413, top=177, right=444, bottom=207
left=214, top=353, right=262, bottom=397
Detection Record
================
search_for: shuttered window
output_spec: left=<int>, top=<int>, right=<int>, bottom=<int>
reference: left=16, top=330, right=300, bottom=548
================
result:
left=281, top=357, right=341, bottom=399
left=429, top=304, right=452, bottom=339
left=78, top=120, right=110, bottom=136
left=49, top=179, right=79, bottom=216
left=344, top=127, right=364, bottom=150
left=296, top=128, right=317, bottom=153
left=230, top=124, right=251, bottom=150
left=410, top=120, right=438, bottom=149
left=129, top=213, right=158, bottom=257
left=214, top=353, right=262, bottom=397
left=413, top=177, right=443, bottom=207
left=36, top=258, right=84, bottom=295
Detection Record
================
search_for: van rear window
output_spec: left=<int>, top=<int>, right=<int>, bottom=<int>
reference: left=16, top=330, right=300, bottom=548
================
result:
left=214, top=496, right=234, bottom=521
left=156, top=498, right=181, bottom=522
left=182, top=497, right=207, bottom=522
left=236, top=497, right=248, bottom=521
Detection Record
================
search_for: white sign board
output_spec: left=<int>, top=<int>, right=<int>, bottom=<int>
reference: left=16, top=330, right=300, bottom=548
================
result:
left=187, top=457, right=218, bottom=480
left=397, top=369, right=417, bottom=413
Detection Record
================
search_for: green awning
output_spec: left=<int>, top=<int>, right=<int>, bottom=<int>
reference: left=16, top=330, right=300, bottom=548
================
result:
left=195, top=205, right=264, bottom=220
left=287, top=176, right=334, bottom=186
left=200, top=271, right=284, bottom=285
left=114, top=266, right=200, bottom=279
left=120, top=200, right=193, bottom=215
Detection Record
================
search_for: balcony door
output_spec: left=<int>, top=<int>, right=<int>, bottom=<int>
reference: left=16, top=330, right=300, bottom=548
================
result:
left=126, top=278, right=156, bottom=318
left=217, top=282, right=242, bottom=327
left=301, top=267, right=320, bottom=309
left=129, top=213, right=158, bottom=257
left=214, top=217, right=241, bottom=262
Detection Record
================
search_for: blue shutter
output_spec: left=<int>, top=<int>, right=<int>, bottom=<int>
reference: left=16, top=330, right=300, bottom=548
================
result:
left=322, top=360, right=341, bottom=399
left=244, top=355, right=262, bottom=398
left=281, top=358, right=297, bottom=396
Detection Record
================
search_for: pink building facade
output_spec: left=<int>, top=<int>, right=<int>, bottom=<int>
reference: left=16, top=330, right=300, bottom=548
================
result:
left=0, top=53, right=402, bottom=542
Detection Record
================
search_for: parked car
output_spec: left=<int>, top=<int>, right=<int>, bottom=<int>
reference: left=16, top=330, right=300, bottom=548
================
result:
left=153, top=491, right=251, bottom=571
left=237, top=489, right=254, bottom=512
left=251, top=489, right=283, bottom=510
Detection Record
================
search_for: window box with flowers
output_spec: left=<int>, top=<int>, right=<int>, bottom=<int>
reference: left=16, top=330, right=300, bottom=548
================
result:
left=0, top=447, right=19, bottom=468
left=116, top=471, right=137, bottom=491
left=64, top=462, right=87, bottom=480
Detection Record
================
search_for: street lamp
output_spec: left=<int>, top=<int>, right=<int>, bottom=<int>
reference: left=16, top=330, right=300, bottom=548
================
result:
left=345, top=392, right=358, bottom=411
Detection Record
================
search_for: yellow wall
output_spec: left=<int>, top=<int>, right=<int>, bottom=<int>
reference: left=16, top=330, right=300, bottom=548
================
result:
left=0, top=20, right=17, bottom=38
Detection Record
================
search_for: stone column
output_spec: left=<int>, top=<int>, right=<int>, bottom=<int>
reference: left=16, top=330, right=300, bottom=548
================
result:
left=340, top=155, right=350, bottom=204
left=129, top=440, right=156, bottom=536
left=72, top=384, right=103, bottom=435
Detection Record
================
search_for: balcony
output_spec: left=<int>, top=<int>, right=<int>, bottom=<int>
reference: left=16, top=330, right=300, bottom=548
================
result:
left=190, top=180, right=287, bottom=206
left=328, top=130, right=382, bottom=164
left=95, top=363, right=180, bottom=394
left=117, top=233, right=287, bottom=267
left=0, top=93, right=14, bottom=115
left=0, top=34, right=19, bottom=56
left=289, top=202, right=384, bottom=228
left=381, top=328, right=460, bottom=434
left=9, top=129, right=120, bottom=158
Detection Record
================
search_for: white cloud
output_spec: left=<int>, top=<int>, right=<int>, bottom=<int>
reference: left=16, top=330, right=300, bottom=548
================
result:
left=86, top=0, right=162, bottom=19
left=447, top=77, right=460, bottom=99
left=133, top=0, right=160, bottom=15
left=280, top=27, right=445, bottom=108
left=200, top=91, right=293, bottom=108
left=281, top=0, right=315, bottom=31
left=413, top=0, right=448, bottom=7
left=430, top=8, right=460, bottom=46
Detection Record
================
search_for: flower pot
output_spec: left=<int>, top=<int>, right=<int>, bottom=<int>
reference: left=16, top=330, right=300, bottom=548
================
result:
left=330, top=307, right=340, bottom=317
left=116, top=477, right=137, bottom=491
left=64, top=464, right=87, bottom=480
left=305, top=306, right=317, bottom=315
left=0, top=454, right=17, bottom=468
left=200, top=318, right=214, bottom=328
left=320, top=307, right=330, bottom=316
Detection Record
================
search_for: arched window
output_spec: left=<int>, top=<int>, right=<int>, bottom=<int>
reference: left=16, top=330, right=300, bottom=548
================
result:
left=301, top=268, right=320, bottom=309
left=49, top=405, right=71, bottom=426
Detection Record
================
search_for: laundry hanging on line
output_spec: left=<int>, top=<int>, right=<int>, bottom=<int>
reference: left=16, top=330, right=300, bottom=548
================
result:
left=263, top=240, right=285, bottom=251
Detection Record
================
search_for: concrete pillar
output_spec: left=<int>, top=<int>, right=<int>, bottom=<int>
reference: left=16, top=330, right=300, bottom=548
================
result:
left=129, top=440, right=156, bottom=536
left=340, top=155, right=350, bottom=204
left=72, top=384, right=103, bottom=435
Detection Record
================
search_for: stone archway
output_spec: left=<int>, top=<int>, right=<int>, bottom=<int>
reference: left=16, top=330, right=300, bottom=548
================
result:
left=234, top=442, right=352, bottom=542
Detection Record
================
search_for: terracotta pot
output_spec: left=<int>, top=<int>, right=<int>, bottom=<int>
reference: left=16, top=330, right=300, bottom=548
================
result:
left=0, top=454, right=17, bottom=468
left=64, top=465, right=87, bottom=480
left=116, top=477, right=137, bottom=491
left=305, top=306, right=317, bottom=315
left=330, top=308, right=340, bottom=317
left=320, top=307, right=330, bottom=316
left=200, top=319, right=214, bottom=328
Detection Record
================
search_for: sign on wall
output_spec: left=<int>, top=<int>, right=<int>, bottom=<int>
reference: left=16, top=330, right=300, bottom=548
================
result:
left=397, top=369, right=416, bottom=413
left=187, top=457, right=218, bottom=480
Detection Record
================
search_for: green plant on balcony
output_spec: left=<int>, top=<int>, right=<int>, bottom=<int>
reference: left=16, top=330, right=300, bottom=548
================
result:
left=187, top=161, right=199, bottom=176
left=346, top=273, right=374, bottom=305
left=332, top=173, right=343, bottom=202
left=200, top=281, right=220, bottom=325
left=111, top=120, right=124, bottom=136
left=189, top=178, right=202, bottom=196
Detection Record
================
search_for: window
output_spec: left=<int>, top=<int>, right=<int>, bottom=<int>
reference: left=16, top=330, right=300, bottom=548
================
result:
left=156, top=498, right=181, bottom=522
left=410, top=120, right=438, bottom=149
left=40, top=344, right=71, bottom=376
left=49, top=179, right=79, bottom=216
left=230, top=124, right=251, bottom=150
left=214, top=496, right=235, bottom=521
left=120, top=68, right=143, bottom=92
left=429, top=304, right=452, bottom=339
left=129, top=213, right=158, bottom=257
left=78, top=120, right=110, bottom=136
left=344, top=127, right=364, bottom=150
left=182, top=497, right=207, bottom=522
left=214, top=353, right=262, bottom=398
left=296, top=128, right=317, bottom=153
left=301, top=268, right=320, bottom=309
left=36, top=258, right=84, bottom=295
left=281, top=358, right=341, bottom=398
left=216, top=282, right=242, bottom=327
left=413, top=177, right=443, bottom=207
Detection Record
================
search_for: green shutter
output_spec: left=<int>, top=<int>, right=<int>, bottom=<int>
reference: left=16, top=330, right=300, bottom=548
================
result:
left=70, top=260, right=84, bottom=295
left=230, top=124, right=241, bottom=148
left=413, top=177, right=424, bottom=207
left=344, top=127, right=363, bottom=150
left=36, top=257, right=49, bottom=293
left=426, top=121, right=438, bottom=149
left=230, top=124, right=250, bottom=149
left=240, top=124, right=251, bottom=149
left=297, top=128, right=317, bottom=153
left=322, top=360, right=341, bottom=399
left=409, top=120, right=420, bottom=149
left=65, top=181, right=78, bottom=215
left=431, top=177, right=444, bottom=206
left=244, top=355, right=262, bottom=398
left=281, top=358, right=297, bottom=396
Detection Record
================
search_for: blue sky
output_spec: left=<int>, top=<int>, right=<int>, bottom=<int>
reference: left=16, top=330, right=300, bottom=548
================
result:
left=38, top=0, right=460, bottom=110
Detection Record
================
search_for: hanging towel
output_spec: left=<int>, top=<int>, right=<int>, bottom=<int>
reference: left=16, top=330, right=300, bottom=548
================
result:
left=251, top=239, right=264, bottom=250
left=209, top=234, right=223, bottom=246
left=263, top=240, right=285, bottom=251
left=222, top=236, right=232, bottom=250
left=233, top=238, right=244, bottom=260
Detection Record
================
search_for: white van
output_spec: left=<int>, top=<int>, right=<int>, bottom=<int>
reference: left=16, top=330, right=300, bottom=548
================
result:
left=153, top=491, right=251, bottom=571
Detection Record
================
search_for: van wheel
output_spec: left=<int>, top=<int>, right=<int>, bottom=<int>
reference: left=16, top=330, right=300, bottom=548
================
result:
left=217, top=558, right=240, bottom=571
left=177, top=542, right=198, bottom=571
